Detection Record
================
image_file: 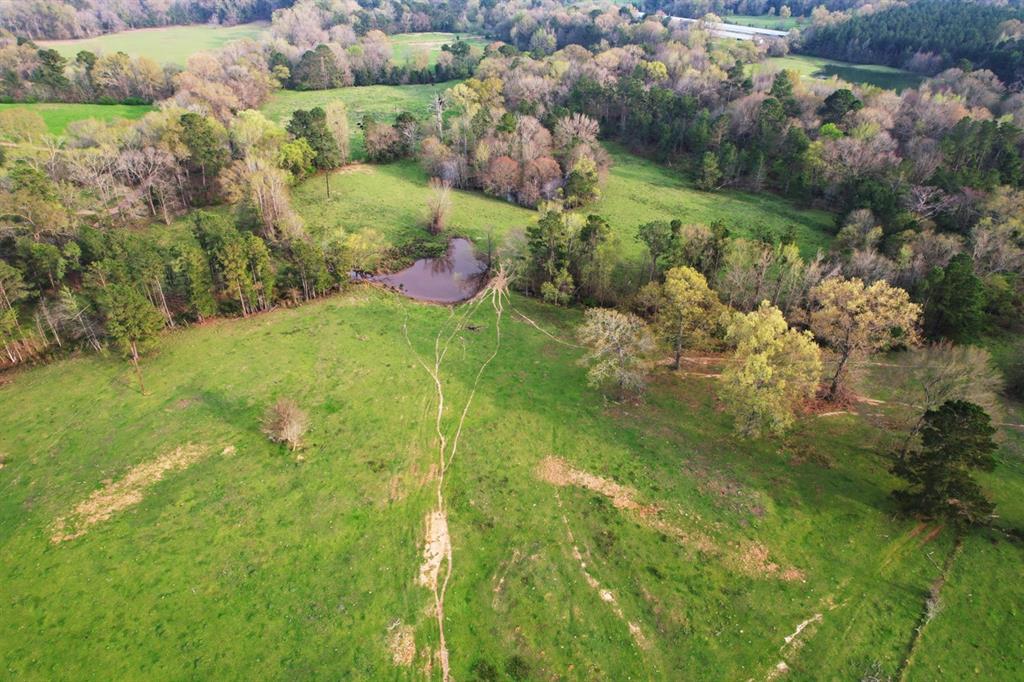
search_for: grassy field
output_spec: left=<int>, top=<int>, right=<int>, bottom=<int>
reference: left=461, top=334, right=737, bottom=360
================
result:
left=38, top=22, right=269, bottom=66
left=262, top=82, right=455, bottom=157
left=0, top=102, right=154, bottom=136
left=758, top=55, right=923, bottom=92
left=389, top=32, right=489, bottom=67
left=0, top=287, right=1020, bottom=679
left=726, top=14, right=803, bottom=30
left=292, top=145, right=834, bottom=260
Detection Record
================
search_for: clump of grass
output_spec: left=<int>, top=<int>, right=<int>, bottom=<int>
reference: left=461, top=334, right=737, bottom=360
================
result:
left=261, top=398, right=309, bottom=451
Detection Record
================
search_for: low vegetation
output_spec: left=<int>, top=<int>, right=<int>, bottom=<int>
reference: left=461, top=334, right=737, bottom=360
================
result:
left=0, top=290, right=1020, bottom=679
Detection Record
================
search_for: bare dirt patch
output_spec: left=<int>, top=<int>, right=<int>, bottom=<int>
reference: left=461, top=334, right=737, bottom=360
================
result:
left=418, top=510, right=451, bottom=589
left=732, top=542, right=806, bottom=582
left=537, top=457, right=658, bottom=515
left=539, top=457, right=804, bottom=580
left=387, top=620, right=416, bottom=666
left=51, top=444, right=211, bottom=543
left=334, top=163, right=373, bottom=175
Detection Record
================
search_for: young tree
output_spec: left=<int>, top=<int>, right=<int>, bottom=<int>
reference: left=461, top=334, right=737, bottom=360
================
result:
left=104, top=284, right=164, bottom=394
left=563, top=156, right=601, bottom=207
left=654, top=266, right=725, bottom=369
left=808, top=277, right=921, bottom=400
left=719, top=302, right=822, bottom=437
left=262, top=398, right=310, bottom=451
left=891, top=400, right=998, bottom=527
left=288, top=107, right=342, bottom=197
left=696, top=151, right=722, bottom=191
left=577, top=308, right=654, bottom=399
left=636, top=220, right=674, bottom=281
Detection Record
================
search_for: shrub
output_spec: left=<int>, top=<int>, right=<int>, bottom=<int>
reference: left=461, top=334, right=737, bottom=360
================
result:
left=261, top=398, right=309, bottom=451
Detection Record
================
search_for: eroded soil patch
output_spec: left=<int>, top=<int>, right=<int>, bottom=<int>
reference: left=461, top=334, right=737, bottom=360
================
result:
left=51, top=444, right=213, bottom=543
left=538, top=457, right=803, bottom=581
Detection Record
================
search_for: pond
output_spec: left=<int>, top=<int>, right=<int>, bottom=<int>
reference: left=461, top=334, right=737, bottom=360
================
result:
left=367, top=238, right=488, bottom=303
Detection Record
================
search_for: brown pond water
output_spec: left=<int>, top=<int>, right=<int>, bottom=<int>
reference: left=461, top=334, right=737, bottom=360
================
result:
left=368, top=238, right=488, bottom=303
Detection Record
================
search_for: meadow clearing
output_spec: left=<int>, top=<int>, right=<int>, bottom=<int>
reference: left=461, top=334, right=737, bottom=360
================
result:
left=0, top=287, right=1020, bottom=680
left=262, top=82, right=454, bottom=158
left=389, top=32, right=490, bottom=66
left=726, top=14, right=804, bottom=30
left=0, top=102, right=154, bottom=136
left=37, top=22, right=270, bottom=66
left=291, top=145, right=835, bottom=260
left=758, top=55, right=923, bottom=92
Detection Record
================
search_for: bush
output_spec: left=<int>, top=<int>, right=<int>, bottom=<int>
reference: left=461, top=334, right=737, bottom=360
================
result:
left=261, top=398, right=309, bottom=451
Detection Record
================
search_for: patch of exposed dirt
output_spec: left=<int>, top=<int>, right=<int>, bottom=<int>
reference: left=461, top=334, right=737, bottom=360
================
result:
left=537, top=457, right=659, bottom=515
left=50, top=444, right=213, bottom=543
left=418, top=510, right=450, bottom=589
left=732, top=542, right=805, bottom=582
left=387, top=621, right=416, bottom=666
left=919, top=524, right=944, bottom=545
left=539, top=457, right=805, bottom=581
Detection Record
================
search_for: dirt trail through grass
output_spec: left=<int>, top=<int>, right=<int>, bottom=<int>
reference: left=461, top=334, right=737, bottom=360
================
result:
left=404, top=270, right=509, bottom=681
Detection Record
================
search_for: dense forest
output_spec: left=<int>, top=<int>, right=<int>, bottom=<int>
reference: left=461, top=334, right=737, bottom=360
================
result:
left=799, top=0, right=1024, bottom=84
left=640, top=0, right=878, bottom=18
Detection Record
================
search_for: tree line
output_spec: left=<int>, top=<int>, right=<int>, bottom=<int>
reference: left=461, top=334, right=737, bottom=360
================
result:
left=798, top=0, right=1024, bottom=85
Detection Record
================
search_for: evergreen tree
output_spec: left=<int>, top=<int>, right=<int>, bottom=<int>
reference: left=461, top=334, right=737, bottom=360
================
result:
left=104, top=284, right=164, bottom=394
left=923, top=254, right=987, bottom=342
left=180, top=113, right=228, bottom=191
left=891, top=400, right=998, bottom=526
left=696, top=151, right=722, bottom=191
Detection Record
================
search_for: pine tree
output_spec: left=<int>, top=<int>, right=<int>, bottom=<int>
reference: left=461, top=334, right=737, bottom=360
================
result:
left=891, top=400, right=998, bottom=526
left=104, top=284, right=164, bottom=394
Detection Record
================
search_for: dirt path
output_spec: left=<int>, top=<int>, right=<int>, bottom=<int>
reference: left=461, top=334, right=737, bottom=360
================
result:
left=404, top=269, right=509, bottom=681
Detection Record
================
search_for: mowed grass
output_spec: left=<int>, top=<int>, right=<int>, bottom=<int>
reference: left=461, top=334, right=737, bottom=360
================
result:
left=293, top=144, right=834, bottom=259
left=0, top=289, right=1021, bottom=678
left=389, top=32, right=488, bottom=66
left=758, top=55, right=923, bottom=92
left=0, top=102, right=154, bottom=135
left=261, top=82, right=456, bottom=158
left=38, top=22, right=270, bottom=66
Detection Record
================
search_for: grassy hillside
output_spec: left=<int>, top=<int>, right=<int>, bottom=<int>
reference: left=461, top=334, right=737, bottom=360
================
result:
left=0, top=102, right=154, bottom=135
left=38, top=22, right=270, bottom=66
left=389, top=32, right=489, bottom=66
left=0, top=288, right=1020, bottom=679
left=293, top=146, right=834, bottom=259
left=756, top=55, right=923, bottom=92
